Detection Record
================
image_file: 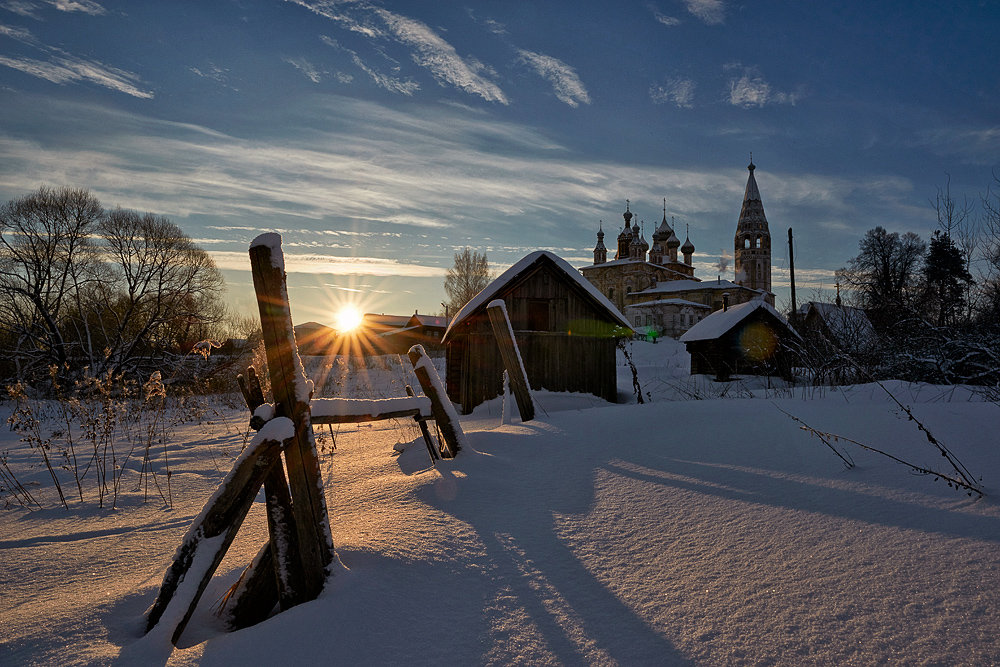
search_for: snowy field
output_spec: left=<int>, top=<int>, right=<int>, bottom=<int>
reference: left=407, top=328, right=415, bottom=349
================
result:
left=2, top=339, right=999, bottom=665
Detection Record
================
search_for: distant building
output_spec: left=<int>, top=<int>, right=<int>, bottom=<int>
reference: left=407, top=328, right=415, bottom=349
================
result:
left=680, top=299, right=799, bottom=379
left=580, top=160, right=773, bottom=337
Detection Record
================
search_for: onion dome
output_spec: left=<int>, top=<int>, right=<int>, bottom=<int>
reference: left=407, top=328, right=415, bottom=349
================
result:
left=681, top=234, right=695, bottom=254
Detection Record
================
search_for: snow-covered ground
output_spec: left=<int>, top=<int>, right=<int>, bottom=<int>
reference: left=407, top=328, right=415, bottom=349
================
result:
left=2, top=339, right=999, bottom=665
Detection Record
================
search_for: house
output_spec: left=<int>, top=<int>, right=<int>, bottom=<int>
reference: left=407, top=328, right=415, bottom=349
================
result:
left=442, top=251, right=632, bottom=414
left=797, top=301, right=876, bottom=355
left=679, top=298, right=800, bottom=380
left=375, top=312, right=449, bottom=355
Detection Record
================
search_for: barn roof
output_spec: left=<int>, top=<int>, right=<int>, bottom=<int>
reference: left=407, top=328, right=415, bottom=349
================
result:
left=443, top=250, right=631, bottom=340
left=679, top=298, right=799, bottom=342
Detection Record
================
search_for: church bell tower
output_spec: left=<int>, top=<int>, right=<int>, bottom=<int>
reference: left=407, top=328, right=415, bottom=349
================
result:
left=734, top=158, right=771, bottom=293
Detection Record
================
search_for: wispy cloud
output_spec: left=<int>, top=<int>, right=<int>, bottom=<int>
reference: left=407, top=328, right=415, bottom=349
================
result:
left=292, top=1, right=506, bottom=103
left=284, top=56, right=324, bottom=83
left=517, top=49, right=590, bottom=108
left=0, top=24, right=152, bottom=98
left=1, top=0, right=104, bottom=17
left=0, top=23, right=37, bottom=44
left=650, top=77, right=695, bottom=108
left=374, top=8, right=507, bottom=104
left=0, top=53, right=152, bottom=97
left=916, top=125, right=1000, bottom=165
left=725, top=64, right=799, bottom=108
left=0, top=94, right=918, bottom=291
left=285, top=0, right=385, bottom=39
left=210, top=250, right=446, bottom=277
left=683, top=0, right=725, bottom=25
left=650, top=5, right=680, bottom=27
left=51, top=0, right=105, bottom=14
left=320, top=34, right=419, bottom=95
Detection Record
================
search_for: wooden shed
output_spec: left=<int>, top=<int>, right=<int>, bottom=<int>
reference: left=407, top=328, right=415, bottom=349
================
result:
left=442, top=251, right=632, bottom=414
left=679, top=299, right=800, bottom=380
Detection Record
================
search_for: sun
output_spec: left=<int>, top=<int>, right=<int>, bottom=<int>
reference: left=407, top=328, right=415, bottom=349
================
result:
left=334, top=305, right=363, bottom=333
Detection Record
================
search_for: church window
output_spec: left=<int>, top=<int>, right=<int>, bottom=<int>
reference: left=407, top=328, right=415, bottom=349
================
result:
left=626, top=283, right=632, bottom=294
left=608, top=287, right=614, bottom=300
left=744, top=238, right=751, bottom=249
left=756, top=236, right=762, bottom=248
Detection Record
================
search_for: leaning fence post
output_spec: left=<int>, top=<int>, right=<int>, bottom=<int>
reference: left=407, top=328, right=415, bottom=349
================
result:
left=486, top=300, right=535, bottom=421
left=235, top=365, right=303, bottom=613
left=408, top=344, right=464, bottom=458
left=249, top=233, right=334, bottom=602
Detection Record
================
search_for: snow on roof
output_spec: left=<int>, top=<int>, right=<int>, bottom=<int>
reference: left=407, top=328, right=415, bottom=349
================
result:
left=637, top=278, right=741, bottom=295
left=802, top=302, right=876, bottom=348
left=627, top=298, right=712, bottom=309
left=411, top=314, right=448, bottom=328
left=444, top=251, right=631, bottom=339
left=363, top=313, right=411, bottom=328
left=679, top=298, right=798, bottom=342
left=580, top=258, right=692, bottom=280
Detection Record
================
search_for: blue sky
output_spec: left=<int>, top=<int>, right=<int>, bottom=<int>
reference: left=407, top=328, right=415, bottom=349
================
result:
left=1, top=1, right=998, bottom=326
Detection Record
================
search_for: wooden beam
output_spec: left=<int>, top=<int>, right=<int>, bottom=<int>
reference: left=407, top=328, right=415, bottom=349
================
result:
left=145, top=433, right=288, bottom=644
left=249, top=234, right=334, bottom=602
left=408, top=345, right=464, bottom=458
left=486, top=301, right=535, bottom=421
left=236, top=364, right=303, bottom=612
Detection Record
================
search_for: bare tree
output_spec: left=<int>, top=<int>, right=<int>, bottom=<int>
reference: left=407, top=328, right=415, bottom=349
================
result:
left=839, top=226, right=925, bottom=328
left=96, top=208, right=224, bottom=375
left=443, top=248, right=492, bottom=315
left=0, top=188, right=225, bottom=385
left=0, top=187, right=103, bottom=376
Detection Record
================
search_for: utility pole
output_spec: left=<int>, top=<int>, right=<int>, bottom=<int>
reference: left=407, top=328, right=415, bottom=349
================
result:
left=788, top=227, right=797, bottom=326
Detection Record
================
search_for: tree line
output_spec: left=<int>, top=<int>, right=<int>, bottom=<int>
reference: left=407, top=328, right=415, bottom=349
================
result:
left=832, top=175, right=1000, bottom=385
left=0, top=186, right=230, bottom=388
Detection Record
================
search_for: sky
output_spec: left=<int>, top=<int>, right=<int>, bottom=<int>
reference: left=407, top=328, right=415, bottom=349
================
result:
left=1, top=1, right=998, bottom=327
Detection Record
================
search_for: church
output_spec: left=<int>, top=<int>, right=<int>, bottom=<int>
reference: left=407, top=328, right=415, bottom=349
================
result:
left=580, top=160, right=774, bottom=338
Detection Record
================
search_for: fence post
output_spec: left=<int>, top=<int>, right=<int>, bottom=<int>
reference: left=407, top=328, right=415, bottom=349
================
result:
left=408, top=345, right=464, bottom=458
left=486, top=300, right=534, bottom=421
left=249, top=233, right=334, bottom=601
left=235, top=365, right=303, bottom=613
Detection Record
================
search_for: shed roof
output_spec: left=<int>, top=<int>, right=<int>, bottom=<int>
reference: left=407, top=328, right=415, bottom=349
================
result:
left=444, top=250, right=631, bottom=340
left=680, top=298, right=798, bottom=342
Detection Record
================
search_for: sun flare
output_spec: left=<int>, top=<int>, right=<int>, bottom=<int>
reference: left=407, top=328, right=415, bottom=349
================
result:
left=335, top=306, right=363, bottom=333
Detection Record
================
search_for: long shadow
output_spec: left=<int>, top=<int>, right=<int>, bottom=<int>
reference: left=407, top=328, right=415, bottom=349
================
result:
left=0, top=515, right=195, bottom=549
left=602, top=457, right=1000, bottom=543
left=415, top=441, right=692, bottom=665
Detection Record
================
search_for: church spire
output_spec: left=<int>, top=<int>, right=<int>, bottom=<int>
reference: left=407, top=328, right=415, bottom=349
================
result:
left=734, top=157, right=771, bottom=293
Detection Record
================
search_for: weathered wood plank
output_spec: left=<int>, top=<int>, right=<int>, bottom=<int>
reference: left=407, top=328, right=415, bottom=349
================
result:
left=250, top=235, right=334, bottom=602
left=145, top=431, right=289, bottom=644
left=486, top=302, right=535, bottom=422
left=311, top=408, right=423, bottom=424
left=407, top=384, right=439, bottom=463
left=408, top=345, right=464, bottom=458
left=236, top=364, right=303, bottom=613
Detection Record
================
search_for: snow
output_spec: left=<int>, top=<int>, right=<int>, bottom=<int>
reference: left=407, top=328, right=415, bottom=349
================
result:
left=249, top=232, right=284, bottom=271
left=680, top=298, right=798, bottom=342
left=310, top=396, right=431, bottom=418
left=2, top=341, right=1000, bottom=665
left=444, top=251, right=630, bottom=339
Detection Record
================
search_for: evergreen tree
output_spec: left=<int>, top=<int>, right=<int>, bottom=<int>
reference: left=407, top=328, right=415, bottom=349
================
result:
left=923, top=230, right=973, bottom=326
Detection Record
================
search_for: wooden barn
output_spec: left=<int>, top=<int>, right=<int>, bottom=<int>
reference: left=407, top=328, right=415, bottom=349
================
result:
left=679, top=298, right=800, bottom=380
left=442, top=251, right=632, bottom=414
